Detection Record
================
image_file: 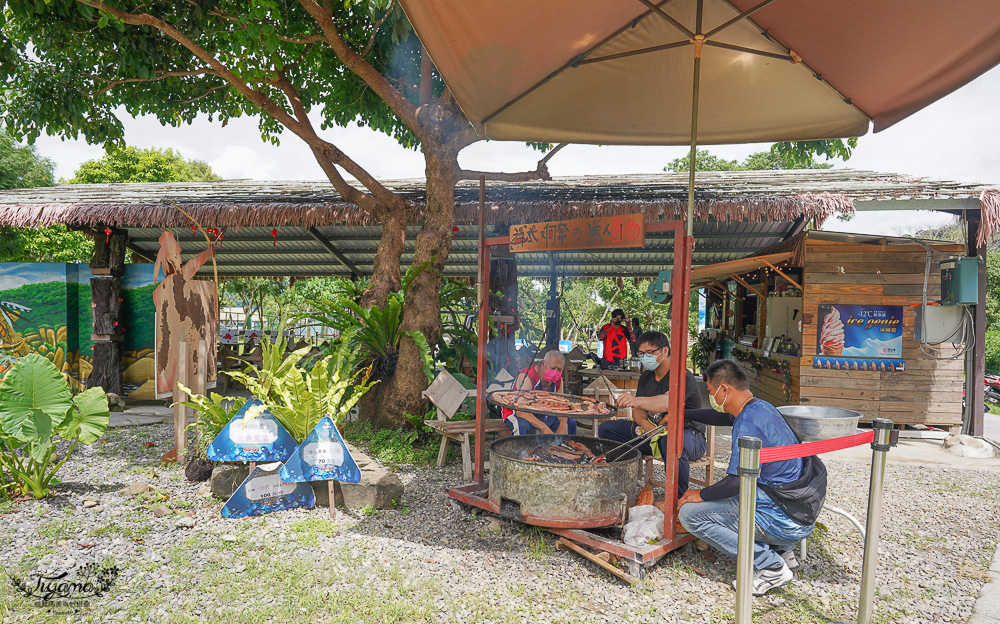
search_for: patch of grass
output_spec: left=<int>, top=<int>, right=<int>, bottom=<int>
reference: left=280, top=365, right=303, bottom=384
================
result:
left=290, top=517, right=341, bottom=541
left=35, top=519, right=80, bottom=541
left=134, top=486, right=170, bottom=508
left=359, top=505, right=379, bottom=517
left=0, top=498, right=16, bottom=515
left=342, top=422, right=441, bottom=468
left=87, top=524, right=151, bottom=541
left=524, top=527, right=551, bottom=560
left=20, top=542, right=55, bottom=566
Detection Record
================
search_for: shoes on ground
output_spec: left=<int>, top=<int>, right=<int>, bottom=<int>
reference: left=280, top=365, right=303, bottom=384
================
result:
left=731, top=560, right=793, bottom=596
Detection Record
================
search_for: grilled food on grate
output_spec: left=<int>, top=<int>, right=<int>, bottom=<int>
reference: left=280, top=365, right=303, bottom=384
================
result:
left=519, top=440, right=607, bottom=465
left=491, top=390, right=612, bottom=416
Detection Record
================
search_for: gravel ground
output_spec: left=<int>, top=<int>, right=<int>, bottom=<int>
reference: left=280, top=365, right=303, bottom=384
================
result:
left=1, top=422, right=999, bottom=624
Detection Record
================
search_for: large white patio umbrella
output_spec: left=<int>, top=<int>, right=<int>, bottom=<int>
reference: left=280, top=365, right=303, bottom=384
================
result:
left=399, top=0, right=1000, bottom=228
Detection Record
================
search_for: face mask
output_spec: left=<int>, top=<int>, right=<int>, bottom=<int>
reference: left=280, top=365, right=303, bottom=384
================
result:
left=709, top=386, right=728, bottom=412
left=639, top=353, right=660, bottom=371
left=542, top=369, right=562, bottom=384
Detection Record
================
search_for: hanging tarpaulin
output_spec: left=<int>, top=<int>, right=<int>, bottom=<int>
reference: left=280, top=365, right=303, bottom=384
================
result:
left=280, top=417, right=362, bottom=484
left=510, top=214, right=645, bottom=253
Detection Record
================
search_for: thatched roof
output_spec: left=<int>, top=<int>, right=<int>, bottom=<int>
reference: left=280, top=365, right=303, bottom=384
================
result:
left=0, top=169, right=992, bottom=232
left=0, top=169, right=994, bottom=277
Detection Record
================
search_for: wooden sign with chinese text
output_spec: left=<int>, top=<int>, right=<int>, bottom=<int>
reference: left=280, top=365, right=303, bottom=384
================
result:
left=509, top=214, right=646, bottom=252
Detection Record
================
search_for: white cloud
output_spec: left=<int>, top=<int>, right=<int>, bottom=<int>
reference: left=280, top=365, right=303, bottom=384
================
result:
left=822, top=210, right=958, bottom=237
left=210, top=145, right=280, bottom=180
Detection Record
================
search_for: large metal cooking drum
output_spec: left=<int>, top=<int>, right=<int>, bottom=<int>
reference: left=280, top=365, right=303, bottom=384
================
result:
left=489, top=434, right=641, bottom=528
left=777, top=405, right=863, bottom=442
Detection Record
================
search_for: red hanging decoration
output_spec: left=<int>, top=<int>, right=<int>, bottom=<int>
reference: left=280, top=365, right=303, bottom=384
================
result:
left=104, top=227, right=112, bottom=243
left=271, top=228, right=277, bottom=248
left=452, top=226, right=459, bottom=241
left=191, top=225, right=197, bottom=236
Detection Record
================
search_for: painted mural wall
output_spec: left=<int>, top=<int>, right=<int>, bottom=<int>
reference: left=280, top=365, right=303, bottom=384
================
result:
left=0, top=263, right=156, bottom=399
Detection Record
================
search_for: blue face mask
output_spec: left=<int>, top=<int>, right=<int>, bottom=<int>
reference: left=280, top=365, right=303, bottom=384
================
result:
left=639, top=352, right=661, bottom=371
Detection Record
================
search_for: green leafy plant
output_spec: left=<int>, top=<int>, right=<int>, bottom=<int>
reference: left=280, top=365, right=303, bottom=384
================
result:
left=293, top=264, right=476, bottom=384
left=341, top=422, right=441, bottom=468
left=225, top=329, right=377, bottom=443
left=175, top=388, right=247, bottom=456
left=0, top=354, right=110, bottom=499
left=293, top=292, right=431, bottom=383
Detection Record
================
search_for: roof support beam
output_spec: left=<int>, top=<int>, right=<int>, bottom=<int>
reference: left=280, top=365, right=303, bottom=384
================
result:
left=728, top=273, right=763, bottom=299
left=306, top=227, right=361, bottom=279
left=760, top=259, right=803, bottom=291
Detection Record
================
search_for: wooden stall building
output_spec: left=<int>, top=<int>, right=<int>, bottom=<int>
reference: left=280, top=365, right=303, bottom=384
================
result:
left=695, top=231, right=968, bottom=430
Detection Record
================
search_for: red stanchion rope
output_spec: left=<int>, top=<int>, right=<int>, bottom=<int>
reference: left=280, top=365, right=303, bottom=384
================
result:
left=759, top=430, right=874, bottom=463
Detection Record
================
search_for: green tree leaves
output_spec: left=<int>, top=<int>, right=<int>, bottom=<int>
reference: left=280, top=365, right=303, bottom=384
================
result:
left=0, top=354, right=74, bottom=442
left=69, top=146, right=221, bottom=183
left=664, top=141, right=855, bottom=173
left=0, top=131, right=55, bottom=189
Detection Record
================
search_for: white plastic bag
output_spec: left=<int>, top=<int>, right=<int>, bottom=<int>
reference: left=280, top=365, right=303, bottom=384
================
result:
left=622, top=504, right=664, bottom=547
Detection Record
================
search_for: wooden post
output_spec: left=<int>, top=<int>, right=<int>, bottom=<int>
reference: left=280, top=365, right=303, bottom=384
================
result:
left=965, top=215, right=987, bottom=436
left=722, top=283, right=730, bottom=332
left=757, top=268, right=768, bottom=349
left=87, top=227, right=127, bottom=395
left=546, top=252, right=560, bottom=351
left=489, top=232, right=518, bottom=374
left=474, top=176, right=489, bottom=483
left=328, top=480, right=337, bottom=519
left=172, top=340, right=189, bottom=460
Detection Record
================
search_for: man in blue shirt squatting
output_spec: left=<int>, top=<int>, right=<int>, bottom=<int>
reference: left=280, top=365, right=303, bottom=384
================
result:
left=677, top=359, right=825, bottom=596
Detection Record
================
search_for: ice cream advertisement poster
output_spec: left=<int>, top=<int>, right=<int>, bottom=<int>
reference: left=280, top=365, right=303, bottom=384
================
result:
left=815, top=305, right=905, bottom=372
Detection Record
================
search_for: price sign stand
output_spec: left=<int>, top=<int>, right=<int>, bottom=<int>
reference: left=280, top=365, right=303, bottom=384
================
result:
left=206, top=399, right=297, bottom=463
left=221, top=462, right=315, bottom=518
left=207, top=399, right=298, bottom=517
left=281, top=416, right=362, bottom=520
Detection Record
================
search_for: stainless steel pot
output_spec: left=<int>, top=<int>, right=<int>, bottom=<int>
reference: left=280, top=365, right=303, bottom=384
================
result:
left=777, top=405, right=863, bottom=442
left=488, top=434, right=641, bottom=528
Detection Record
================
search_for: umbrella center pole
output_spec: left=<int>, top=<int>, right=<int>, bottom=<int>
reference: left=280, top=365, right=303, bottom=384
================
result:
left=686, top=34, right=703, bottom=235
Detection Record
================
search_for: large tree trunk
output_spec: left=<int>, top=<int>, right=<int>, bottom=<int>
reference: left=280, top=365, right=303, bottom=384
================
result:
left=364, top=146, right=459, bottom=429
left=361, top=213, right=406, bottom=309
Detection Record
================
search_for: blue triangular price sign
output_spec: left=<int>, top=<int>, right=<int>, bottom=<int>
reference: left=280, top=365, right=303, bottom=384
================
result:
left=206, top=399, right=298, bottom=462
left=221, top=462, right=315, bottom=518
left=280, top=417, right=361, bottom=484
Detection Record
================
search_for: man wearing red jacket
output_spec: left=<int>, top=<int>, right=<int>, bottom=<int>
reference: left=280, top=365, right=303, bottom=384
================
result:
left=598, top=308, right=635, bottom=367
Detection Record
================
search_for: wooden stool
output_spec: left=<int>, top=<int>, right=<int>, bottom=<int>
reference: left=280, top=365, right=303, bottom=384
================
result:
left=424, top=419, right=510, bottom=481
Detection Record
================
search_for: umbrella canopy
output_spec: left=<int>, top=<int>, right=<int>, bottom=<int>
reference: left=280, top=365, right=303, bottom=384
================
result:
left=400, top=0, right=1000, bottom=145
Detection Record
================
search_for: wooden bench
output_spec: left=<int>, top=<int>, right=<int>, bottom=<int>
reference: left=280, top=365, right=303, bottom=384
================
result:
left=423, top=369, right=512, bottom=481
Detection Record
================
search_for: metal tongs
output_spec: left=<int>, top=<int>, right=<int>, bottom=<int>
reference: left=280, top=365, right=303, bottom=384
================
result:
left=604, top=423, right=668, bottom=462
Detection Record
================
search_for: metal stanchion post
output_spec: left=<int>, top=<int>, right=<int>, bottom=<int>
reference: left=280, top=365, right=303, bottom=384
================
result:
left=735, top=436, right=762, bottom=624
left=856, top=418, right=895, bottom=624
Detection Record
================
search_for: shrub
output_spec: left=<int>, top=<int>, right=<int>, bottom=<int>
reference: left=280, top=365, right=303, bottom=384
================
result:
left=0, top=354, right=109, bottom=498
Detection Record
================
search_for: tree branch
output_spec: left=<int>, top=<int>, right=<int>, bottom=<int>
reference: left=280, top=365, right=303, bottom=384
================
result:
left=361, top=9, right=391, bottom=57
left=85, top=68, right=219, bottom=95
left=295, top=0, right=419, bottom=131
left=78, top=0, right=403, bottom=212
left=272, top=74, right=399, bottom=214
left=457, top=143, right=566, bottom=181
